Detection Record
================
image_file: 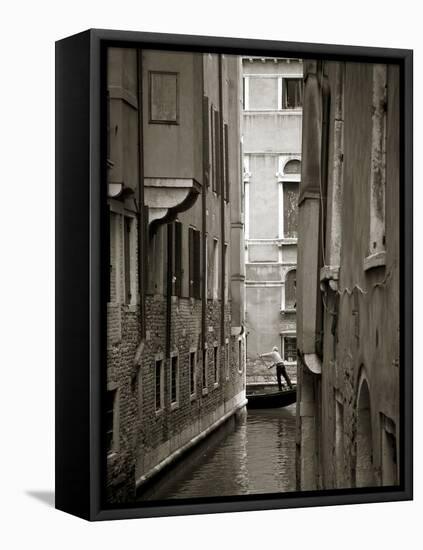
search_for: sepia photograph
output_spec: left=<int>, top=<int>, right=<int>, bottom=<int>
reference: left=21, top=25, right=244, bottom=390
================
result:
left=105, top=46, right=401, bottom=505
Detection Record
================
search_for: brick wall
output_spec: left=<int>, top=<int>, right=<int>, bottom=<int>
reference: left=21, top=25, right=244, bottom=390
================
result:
left=134, top=296, right=245, bottom=484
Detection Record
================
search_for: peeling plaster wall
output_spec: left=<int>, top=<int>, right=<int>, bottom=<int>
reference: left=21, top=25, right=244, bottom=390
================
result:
left=297, top=60, right=400, bottom=491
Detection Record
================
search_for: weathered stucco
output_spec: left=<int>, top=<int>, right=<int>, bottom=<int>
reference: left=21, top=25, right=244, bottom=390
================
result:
left=296, top=60, right=400, bottom=491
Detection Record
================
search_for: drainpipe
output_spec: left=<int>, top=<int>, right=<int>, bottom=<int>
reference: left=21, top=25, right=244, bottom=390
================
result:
left=132, top=48, right=146, bottom=379
left=136, top=48, right=146, bottom=341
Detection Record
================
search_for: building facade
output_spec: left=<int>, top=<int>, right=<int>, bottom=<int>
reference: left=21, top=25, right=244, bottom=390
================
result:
left=106, top=48, right=246, bottom=503
left=242, top=58, right=303, bottom=386
left=296, top=60, right=400, bottom=490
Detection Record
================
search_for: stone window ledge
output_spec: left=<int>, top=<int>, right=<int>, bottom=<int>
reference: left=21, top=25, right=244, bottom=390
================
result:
left=363, top=251, right=386, bottom=272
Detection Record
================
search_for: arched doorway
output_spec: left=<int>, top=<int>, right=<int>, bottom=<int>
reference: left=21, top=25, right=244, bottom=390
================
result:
left=356, top=379, right=375, bottom=487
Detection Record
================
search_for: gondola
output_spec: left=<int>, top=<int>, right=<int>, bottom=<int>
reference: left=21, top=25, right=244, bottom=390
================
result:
left=246, top=384, right=297, bottom=409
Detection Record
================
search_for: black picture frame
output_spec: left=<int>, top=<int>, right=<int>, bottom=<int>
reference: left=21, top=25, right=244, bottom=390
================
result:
left=55, top=28, right=413, bottom=521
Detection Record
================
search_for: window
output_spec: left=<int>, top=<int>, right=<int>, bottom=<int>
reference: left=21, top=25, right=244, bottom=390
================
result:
left=169, top=221, right=182, bottom=297
left=124, top=217, right=131, bottom=303
left=124, top=216, right=136, bottom=304
left=225, top=340, right=230, bottom=380
left=248, top=77, right=278, bottom=110
left=242, top=77, right=246, bottom=109
left=283, top=182, right=299, bottom=238
left=150, top=225, right=165, bottom=295
left=155, top=359, right=164, bottom=411
left=224, top=243, right=229, bottom=302
left=283, top=336, right=297, bottom=363
left=282, top=78, right=303, bottom=109
left=170, top=354, right=179, bottom=406
left=149, top=71, right=179, bottom=124
left=106, top=389, right=118, bottom=454
left=285, top=270, right=296, bottom=310
left=189, top=227, right=201, bottom=299
left=189, top=350, right=196, bottom=397
left=244, top=156, right=250, bottom=240
left=213, top=238, right=219, bottom=300
left=238, top=338, right=243, bottom=373
left=202, top=346, right=208, bottom=392
left=213, top=343, right=219, bottom=385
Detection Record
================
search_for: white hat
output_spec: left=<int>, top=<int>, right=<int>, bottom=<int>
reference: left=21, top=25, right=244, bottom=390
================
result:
left=273, top=346, right=278, bottom=351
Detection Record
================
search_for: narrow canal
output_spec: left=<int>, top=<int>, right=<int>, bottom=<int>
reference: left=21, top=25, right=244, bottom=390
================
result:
left=137, top=404, right=296, bottom=501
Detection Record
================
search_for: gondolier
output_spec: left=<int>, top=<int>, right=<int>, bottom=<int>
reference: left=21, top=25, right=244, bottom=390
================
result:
left=259, top=346, right=293, bottom=391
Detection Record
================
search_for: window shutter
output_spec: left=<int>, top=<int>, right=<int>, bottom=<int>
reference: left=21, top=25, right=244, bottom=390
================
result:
left=174, top=221, right=182, bottom=297
left=214, top=109, right=221, bottom=195
left=124, top=217, right=131, bottom=304
left=188, top=227, right=194, bottom=298
left=143, top=205, right=149, bottom=293
left=224, top=123, right=229, bottom=202
left=210, top=105, right=216, bottom=192
left=194, top=230, right=201, bottom=299
left=203, top=97, right=210, bottom=187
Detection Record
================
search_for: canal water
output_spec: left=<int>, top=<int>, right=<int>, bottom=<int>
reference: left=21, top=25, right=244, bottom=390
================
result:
left=137, top=404, right=296, bottom=501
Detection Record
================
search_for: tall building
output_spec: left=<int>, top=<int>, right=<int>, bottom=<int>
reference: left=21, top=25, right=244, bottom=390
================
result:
left=296, top=60, right=400, bottom=490
left=242, top=58, right=303, bottom=386
left=106, top=49, right=246, bottom=503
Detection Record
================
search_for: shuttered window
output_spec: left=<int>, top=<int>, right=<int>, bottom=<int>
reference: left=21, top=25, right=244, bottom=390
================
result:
left=189, top=351, right=196, bottom=396
left=202, top=347, right=208, bottom=390
left=170, top=355, right=178, bottom=405
left=169, top=221, right=182, bottom=297
left=155, top=359, right=163, bottom=411
left=124, top=217, right=132, bottom=304
left=189, top=227, right=201, bottom=299
left=213, top=344, right=219, bottom=384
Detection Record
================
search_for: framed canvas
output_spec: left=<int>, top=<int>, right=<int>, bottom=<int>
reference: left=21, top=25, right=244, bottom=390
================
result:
left=55, top=29, right=413, bottom=521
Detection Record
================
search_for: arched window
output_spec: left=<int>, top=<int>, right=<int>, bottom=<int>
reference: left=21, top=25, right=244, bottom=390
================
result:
left=283, top=182, right=299, bottom=238
left=285, top=269, right=296, bottom=310
left=284, top=159, right=301, bottom=175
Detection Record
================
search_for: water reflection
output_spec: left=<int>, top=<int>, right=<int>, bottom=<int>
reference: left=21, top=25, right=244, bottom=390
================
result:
left=138, top=404, right=296, bottom=501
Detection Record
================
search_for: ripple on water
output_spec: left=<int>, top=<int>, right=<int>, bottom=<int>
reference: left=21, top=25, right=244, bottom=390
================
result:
left=138, top=404, right=297, bottom=501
